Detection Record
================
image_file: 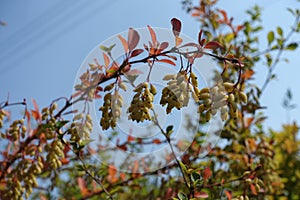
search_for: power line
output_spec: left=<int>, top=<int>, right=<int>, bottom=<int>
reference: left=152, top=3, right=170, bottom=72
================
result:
left=0, top=0, right=118, bottom=75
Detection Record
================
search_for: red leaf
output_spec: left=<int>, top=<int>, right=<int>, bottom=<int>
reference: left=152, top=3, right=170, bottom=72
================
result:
left=204, top=41, right=222, bottom=50
left=157, top=59, right=176, bottom=66
left=31, top=110, right=41, bottom=121
left=108, top=165, right=117, bottom=178
left=130, top=49, right=144, bottom=58
left=250, top=183, right=258, bottom=195
left=127, top=135, right=135, bottom=142
left=171, top=18, right=181, bottom=37
left=236, top=25, right=244, bottom=33
left=128, top=28, right=140, bottom=51
left=106, top=64, right=118, bottom=77
left=120, top=172, right=126, bottom=181
left=224, top=190, right=232, bottom=200
left=198, top=30, right=203, bottom=45
left=159, top=42, right=169, bottom=51
left=152, top=139, right=161, bottom=144
left=203, top=167, right=212, bottom=180
left=194, top=191, right=209, bottom=198
left=32, top=98, right=39, bottom=112
left=103, top=52, right=110, bottom=68
left=218, top=9, right=229, bottom=24
left=147, top=25, right=157, bottom=46
left=118, top=35, right=128, bottom=52
left=77, top=177, right=88, bottom=196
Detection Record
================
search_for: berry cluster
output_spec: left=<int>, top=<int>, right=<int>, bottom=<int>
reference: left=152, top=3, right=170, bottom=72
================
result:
left=127, top=82, right=156, bottom=122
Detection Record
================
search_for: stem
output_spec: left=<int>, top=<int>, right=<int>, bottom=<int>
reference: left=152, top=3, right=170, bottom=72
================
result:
left=260, top=15, right=300, bottom=93
left=77, top=155, right=113, bottom=200
left=151, top=109, right=191, bottom=193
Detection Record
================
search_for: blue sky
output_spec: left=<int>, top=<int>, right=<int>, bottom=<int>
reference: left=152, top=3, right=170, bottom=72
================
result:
left=0, top=0, right=299, bottom=130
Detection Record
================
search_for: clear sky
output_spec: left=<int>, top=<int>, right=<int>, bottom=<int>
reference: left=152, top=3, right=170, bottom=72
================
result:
left=0, top=0, right=299, bottom=130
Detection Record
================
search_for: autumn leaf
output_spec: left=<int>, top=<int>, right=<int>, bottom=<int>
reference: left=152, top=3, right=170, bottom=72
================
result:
left=108, top=165, right=118, bottom=183
left=152, top=139, right=161, bottom=144
left=31, top=98, right=41, bottom=121
left=130, top=49, right=144, bottom=58
left=157, top=59, right=176, bottom=66
left=224, top=190, right=232, bottom=200
left=204, top=41, right=222, bottom=50
left=102, top=52, right=110, bottom=69
left=128, top=28, right=140, bottom=51
left=203, top=167, right=212, bottom=180
left=147, top=25, right=157, bottom=46
left=171, top=18, right=182, bottom=37
left=77, top=177, right=89, bottom=196
left=118, top=34, right=128, bottom=52
left=127, top=135, right=135, bottom=142
left=250, top=183, right=258, bottom=195
left=194, top=191, right=209, bottom=198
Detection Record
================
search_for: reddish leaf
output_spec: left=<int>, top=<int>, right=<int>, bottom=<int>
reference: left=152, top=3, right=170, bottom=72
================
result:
left=152, top=139, right=161, bottom=144
left=241, top=69, right=254, bottom=80
left=200, top=38, right=206, bottom=46
left=203, top=167, right=212, bottom=180
left=236, top=25, right=244, bottom=33
left=204, top=41, right=222, bottom=50
left=159, top=42, right=169, bottom=51
left=77, top=177, right=88, bottom=196
left=106, top=64, right=118, bottom=77
left=131, top=160, right=139, bottom=174
left=32, top=98, right=39, bottom=111
left=118, top=35, right=128, bottom=52
left=157, top=59, right=176, bottom=66
left=120, top=172, right=126, bottom=181
left=224, top=190, right=232, bottom=200
left=147, top=25, right=157, bottom=46
left=218, top=9, right=229, bottom=24
left=165, top=54, right=177, bottom=60
left=130, top=49, right=144, bottom=58
left=72, top=91, right=83, bottom=98
left=127, top=135, right=135, bottom=142
left=61, top=158, right=69, bottom=165
left=171, top=18, right=181, bottom=37
left=103, top=53, right=110, bottom=68
left=39, top=194, right=48, bottom=200
left=31, top=110, right=41, bottom=121
left=108, top=164, right=117, bottom=177
left=194, top=191, right=209, bottom=198
left=198, top=30, right=203, bottom=45
left=128, top=28, right=140, bottom=51
left=250, top=183, right=258, bottom=195
left=175, top=36, right=183, bottom=46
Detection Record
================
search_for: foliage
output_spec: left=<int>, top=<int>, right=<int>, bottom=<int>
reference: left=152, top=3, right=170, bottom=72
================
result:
left=1, top=1, right=300, bottom=199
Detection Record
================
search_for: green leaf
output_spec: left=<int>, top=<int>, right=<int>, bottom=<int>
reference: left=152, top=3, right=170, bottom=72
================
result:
left=100, top=44, right=116, bottom=52
left=166, top=125, right=173, bottom=133
left=265, top=53, right=272, bottom=67
left=76, top=164, right=85, bottom=172
left=177, top=192, right=188, bottom=200
left=100, top=45, right=109, bottom=52
left=224, top=33, right=234, bottom=43
left=267, top=31, right=274, bottom=45
left=191, top=171, right=201, bottom=183
left=277, top=27, right=283, bottom=37
left=285, top=43, right=298, bottom=51
left=166, top=125, right=174, bottom=136
left=55, top=120, right=69, bottom=129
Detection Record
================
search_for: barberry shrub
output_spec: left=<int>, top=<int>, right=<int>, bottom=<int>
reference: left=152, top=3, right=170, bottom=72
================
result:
left=1, top=1, right=300, bottom=199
